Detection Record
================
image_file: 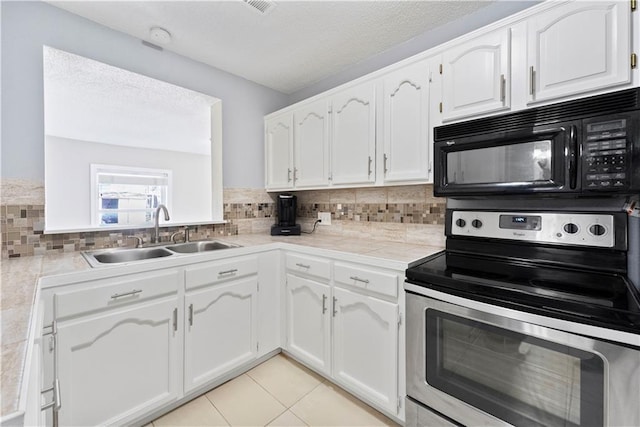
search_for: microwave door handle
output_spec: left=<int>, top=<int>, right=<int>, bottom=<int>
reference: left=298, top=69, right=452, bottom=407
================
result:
left=569, top=125, right=578, bottom=189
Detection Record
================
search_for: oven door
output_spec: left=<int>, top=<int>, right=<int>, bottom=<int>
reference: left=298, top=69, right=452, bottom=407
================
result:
left=406, top=291, right=640, bottom=427
left=434, top=123, right=578, bottom=197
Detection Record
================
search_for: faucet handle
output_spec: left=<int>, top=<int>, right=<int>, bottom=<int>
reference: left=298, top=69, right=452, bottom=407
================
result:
left=128, top=236, right=143, bottom=248
left=170, top=231, right=184, bottom=243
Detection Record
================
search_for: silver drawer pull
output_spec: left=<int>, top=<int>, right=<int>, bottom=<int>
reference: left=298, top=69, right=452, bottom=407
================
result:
left=111, top=289, right=142, bottom=299
left=349, top=276, right=370, bottom=284
left=219, top=269, right=238, bottom=276
left=296, top=263, right=311, bottom=269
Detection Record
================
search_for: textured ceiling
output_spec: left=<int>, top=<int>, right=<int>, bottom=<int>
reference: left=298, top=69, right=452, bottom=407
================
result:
left=44, top=46, right=218, bottom=154
left=47, top=1, right=495, bottom=94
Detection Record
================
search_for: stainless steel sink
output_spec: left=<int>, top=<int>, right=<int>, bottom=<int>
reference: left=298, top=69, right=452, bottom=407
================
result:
left=82, top=246, right=174, bottom=267
left=165, top=240, right=239, bottom=254
left=82, top=240, right=240, bottom=267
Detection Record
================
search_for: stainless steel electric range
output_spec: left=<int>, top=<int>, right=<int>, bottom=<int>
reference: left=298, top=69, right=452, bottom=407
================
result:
left=404, top=197, right=640, bottom=427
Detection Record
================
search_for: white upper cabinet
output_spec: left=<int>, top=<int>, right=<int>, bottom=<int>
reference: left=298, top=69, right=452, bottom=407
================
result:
left=441, top=28, right=511, bottom=122
left=265, top=113, right=294, bottom=190
left=294, top=99, right=331, bottom=188
left=527, top=1, right=631, bottom=104
left=382, top=59, right=431, bottom=183
left=330, top=82, right=377, bottom=186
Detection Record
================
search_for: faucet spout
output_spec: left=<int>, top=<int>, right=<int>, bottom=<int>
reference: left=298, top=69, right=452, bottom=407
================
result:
left=153, top=204, right=170, bottom=244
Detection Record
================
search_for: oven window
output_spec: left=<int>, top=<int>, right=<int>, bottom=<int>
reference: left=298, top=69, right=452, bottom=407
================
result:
left=426, top=310, right=604, bottom=427
left=446, top=140, right=552, bottom=184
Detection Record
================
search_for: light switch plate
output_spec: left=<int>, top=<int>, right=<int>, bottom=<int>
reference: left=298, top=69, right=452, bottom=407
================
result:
left=318, top=212, right=331, bottom=225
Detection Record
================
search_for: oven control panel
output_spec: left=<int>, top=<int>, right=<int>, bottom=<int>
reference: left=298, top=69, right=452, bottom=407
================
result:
left=451, top=211, right=615, bottom=247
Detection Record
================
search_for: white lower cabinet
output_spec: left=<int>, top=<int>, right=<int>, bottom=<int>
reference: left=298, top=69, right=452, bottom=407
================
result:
left=184, top=276, right=259, bottom=394
left=332, top=286, right=399, bottom=415
left=56, top=297, right=181, bottom=426
left=284, top=253, right=404, bottom=421
left=285, top=273, right=331, bottom=375
left=42, top=249, right=405, bottom=425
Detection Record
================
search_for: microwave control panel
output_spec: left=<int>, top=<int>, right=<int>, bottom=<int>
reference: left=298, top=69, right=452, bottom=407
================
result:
left=583, top=118, right=628, bottom=190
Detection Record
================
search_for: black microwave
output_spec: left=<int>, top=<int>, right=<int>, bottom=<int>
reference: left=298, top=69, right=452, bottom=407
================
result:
left=434, top=88, right=640, bottom=197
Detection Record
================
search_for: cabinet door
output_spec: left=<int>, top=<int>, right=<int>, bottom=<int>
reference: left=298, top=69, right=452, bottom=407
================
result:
left=265, top=114, right=294, bottom=190
left=332, top=287, right=399, bottom=415
left=56, top=298, right=180, bottom=426
left=285, top=273, right=331, bottom=375
left=294, top=99, right=330, bottom=188
left=527, top=1, right=630, bottom=104
left=330, top=82, right=376, bottom=185
left=442, top=28, right=510, bottom=121
left=382, top=60, right=431, bottom=183
left=184, top=276, right=258, bottom=394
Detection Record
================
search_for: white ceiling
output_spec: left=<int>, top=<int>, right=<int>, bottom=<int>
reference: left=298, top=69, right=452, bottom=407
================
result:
left=47, top=0, right=495, bottom=94
left=44, top=46, right=218, bottom=154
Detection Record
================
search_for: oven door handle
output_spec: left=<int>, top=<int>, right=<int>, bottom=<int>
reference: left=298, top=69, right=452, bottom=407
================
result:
left=568, top=125, right=577, bottom=189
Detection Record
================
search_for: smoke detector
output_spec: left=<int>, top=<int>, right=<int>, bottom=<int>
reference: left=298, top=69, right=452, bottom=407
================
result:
left=243, top=0, right=276, bottom=15
left=148, top=27, right=172, bottom=45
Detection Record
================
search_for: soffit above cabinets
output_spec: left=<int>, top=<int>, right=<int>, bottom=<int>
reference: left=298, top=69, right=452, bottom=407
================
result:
left=46, top=1, right=496, bottom=94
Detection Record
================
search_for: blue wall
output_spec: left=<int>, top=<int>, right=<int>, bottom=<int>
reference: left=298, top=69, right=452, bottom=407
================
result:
left=0, top=1, right=289, bottom=188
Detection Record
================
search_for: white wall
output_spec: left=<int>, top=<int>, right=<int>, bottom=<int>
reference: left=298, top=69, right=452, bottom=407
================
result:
left=45, top=136, right=212, bottom=231
left=1, top=1, right=288, bottom=189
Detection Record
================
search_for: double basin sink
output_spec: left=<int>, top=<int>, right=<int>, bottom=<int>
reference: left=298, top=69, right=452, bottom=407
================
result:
left=82, top=241, right=240, bottom=267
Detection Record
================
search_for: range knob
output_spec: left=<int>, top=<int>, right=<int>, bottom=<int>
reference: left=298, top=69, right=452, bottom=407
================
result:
left=589, top=224, right=606, bottom=236
left=472, top=219, right=483, bottom=229
left=563, top=223, right=579, bottom=234
left=455, top=218, right=466, bottom=228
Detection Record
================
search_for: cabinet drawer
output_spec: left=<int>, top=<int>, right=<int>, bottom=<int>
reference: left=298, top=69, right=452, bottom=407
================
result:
left=286, top=253, right=331, bottom=280
left=186, top=256, right=258, bottom=290
left=55, top=270, right=179, bottom=319
left=333, top=263, right=398, bottom=298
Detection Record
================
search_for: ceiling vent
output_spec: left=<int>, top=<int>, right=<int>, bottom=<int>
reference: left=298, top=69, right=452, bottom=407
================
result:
left=243, top=0, right=276, bottom=15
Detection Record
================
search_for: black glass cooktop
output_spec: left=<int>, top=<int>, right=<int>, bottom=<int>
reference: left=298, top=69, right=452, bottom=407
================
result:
left=406, top=251, right=640, bottom=334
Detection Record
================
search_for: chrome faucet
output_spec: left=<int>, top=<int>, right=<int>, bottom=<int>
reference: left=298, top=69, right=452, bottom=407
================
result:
left=153, top=204, right=170, bottom=244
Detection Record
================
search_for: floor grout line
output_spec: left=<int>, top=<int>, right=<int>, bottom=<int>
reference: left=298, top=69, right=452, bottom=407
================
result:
left=204, top=387, right=232, bottom=427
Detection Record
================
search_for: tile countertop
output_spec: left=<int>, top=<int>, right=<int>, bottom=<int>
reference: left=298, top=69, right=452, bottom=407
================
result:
left=0, top=233, right=444, bottom=420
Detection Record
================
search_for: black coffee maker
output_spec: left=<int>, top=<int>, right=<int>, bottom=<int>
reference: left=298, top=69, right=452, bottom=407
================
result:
left=271, top=194, right=301, bottom=236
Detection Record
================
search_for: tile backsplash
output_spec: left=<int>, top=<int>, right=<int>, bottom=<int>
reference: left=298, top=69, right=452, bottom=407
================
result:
left=1, top=180, right=445, bottom=258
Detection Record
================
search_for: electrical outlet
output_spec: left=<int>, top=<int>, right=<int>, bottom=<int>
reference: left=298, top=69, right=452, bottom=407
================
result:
left=318, top=212, right=331, bottom=225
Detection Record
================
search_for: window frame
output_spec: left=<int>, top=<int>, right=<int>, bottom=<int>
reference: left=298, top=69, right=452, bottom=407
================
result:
left=90, top=164, right=173, bottom=228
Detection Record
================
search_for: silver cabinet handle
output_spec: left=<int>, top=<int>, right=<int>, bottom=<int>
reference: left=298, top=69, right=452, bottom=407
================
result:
left=172, top=308, right=178, bottom=332
left=500, top=74, right=506, bottom=103
left=322, top=294, right=327, bottom=314
left=529, top=66, right=535, bottom=96
left=350, top=276, right=370, bottom=284
left=332, top=297, right=338, bottom=317
left=111, top=289, right=142, bottom=299
left=188, top=304, right=194, bottom=326
left=296, top=263, right=311, bottom=269
left=54, top=378, right=61, bottom=412
left=287, top=168, right=292, bottom=182
left=218, top=269, right=238, bottom=276
left=383, top=154, right=388, bottom=174
left=294, top=168, right=298, bottom=182
left=367, top=156, right=373, bottom=177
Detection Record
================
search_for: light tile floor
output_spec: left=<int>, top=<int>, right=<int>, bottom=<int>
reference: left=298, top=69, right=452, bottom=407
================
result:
left=150, top=353, right=399, bottom=427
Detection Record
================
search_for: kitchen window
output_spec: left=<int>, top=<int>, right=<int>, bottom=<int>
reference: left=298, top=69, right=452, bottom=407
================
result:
left=91, top=164, right=172, bottom=227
